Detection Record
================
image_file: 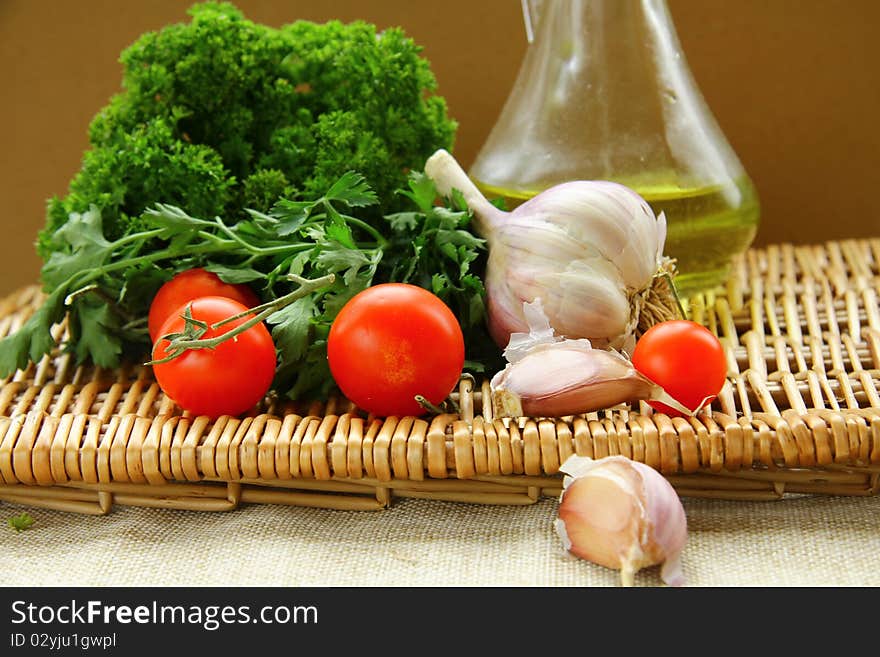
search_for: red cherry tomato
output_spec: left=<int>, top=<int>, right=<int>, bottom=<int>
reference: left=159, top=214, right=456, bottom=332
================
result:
left=327, top=283, right=465, bottom=417
left=151, top=296, right=276, bottom=418
left=631, top=319, right=727, bottom=417
left=148, top=268, right=261, bottom=341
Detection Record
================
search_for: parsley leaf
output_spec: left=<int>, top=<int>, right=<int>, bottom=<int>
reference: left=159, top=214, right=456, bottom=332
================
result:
left=324, top=171, right=379, bottom=208
left=267, top=297, right=317, bottom=364
left=68, top=299, right=123, bottom=368
left=8, top=512, right=35, bottom=532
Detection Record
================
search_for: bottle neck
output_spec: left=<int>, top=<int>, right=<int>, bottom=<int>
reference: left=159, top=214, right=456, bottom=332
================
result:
left=473, top=0, right=745, bottom=193
left=529, top=0, right=684, bottom=94
left=526, top=0, right=677, bottom=41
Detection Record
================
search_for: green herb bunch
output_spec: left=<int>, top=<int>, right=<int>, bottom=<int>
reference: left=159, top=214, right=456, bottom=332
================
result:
left=39, top=1, right=457, bottom=254
left=0, top=172, right=502, bottom=401
left=5, top=1, right=491, bottom=401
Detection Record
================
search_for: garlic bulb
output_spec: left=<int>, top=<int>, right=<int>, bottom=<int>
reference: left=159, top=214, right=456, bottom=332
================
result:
left=424, top=149, right=681, bottom=353
left=555, top=455, right=687, bottom=587
left=490, top=300, right=694, bottom=418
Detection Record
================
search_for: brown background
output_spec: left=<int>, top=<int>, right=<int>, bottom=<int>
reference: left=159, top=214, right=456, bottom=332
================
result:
left=1, top=0, right=878, bottom=296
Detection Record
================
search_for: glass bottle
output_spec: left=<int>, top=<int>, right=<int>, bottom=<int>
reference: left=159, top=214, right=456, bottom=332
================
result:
left=469, top=0, right=760, bottom=296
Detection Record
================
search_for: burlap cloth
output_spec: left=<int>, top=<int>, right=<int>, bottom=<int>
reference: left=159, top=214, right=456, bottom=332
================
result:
left=2, top=493, right=878, bottom=587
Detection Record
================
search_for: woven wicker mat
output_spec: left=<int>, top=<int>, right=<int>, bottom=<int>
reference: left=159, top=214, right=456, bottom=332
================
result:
left=0, top=237, right=878, bottom=515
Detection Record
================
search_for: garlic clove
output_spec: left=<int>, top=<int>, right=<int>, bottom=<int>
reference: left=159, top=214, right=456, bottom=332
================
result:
left=490, top=300, right=695, bottom=418
left=487, top=260, right=631, bottom=351
left=487, top=210, right=637, bottom=350
left=555, top=455, right=688, bottom=587
left=533, top=261, right=631, bottom=347
left=490, top=340, right=658, bottom=417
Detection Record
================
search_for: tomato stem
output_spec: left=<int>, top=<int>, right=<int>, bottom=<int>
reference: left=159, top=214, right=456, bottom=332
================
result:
left=145, top=273, right=336, bottom=366
left=415, top=393, right=460, bottom=416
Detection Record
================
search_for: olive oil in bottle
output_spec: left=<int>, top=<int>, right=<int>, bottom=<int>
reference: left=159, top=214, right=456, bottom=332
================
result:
left=468, top=0, right=761, bottom=298
left=635, top=177, right=760, bottom=296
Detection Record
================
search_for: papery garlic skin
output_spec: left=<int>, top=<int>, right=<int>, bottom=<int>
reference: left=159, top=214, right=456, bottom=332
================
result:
left=424, top=149, right=677, bottom=352
left=555, top=455, right=687, bottom=587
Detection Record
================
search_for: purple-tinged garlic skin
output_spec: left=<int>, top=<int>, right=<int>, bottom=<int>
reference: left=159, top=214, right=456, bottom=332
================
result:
left=489, top=299, right=695, bottom=419
left=490, top=340, right=656, bottom=418
left=555, top=455, right=687, bottom=587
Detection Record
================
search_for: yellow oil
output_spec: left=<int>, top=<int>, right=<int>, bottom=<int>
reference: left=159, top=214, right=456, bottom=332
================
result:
left=473, top=176, right=760, bottom=297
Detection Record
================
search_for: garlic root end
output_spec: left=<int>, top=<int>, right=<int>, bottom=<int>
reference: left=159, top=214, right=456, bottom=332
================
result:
left=635, top=258, right=685, bottom=337
left=490, top=387, right=524, bottom=418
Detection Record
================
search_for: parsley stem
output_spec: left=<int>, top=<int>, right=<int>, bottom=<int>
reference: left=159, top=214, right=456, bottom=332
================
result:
left=66, top=242, right=232, bottom=291
left=343, top=215, right=387, bottom=247
left=212, top=217, right=266, bottom=254
left=68, top=237, right=313, bottom=294
left=63, top=283, right=100, bottom=306
left=111, top=227, right=166, bottom=248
